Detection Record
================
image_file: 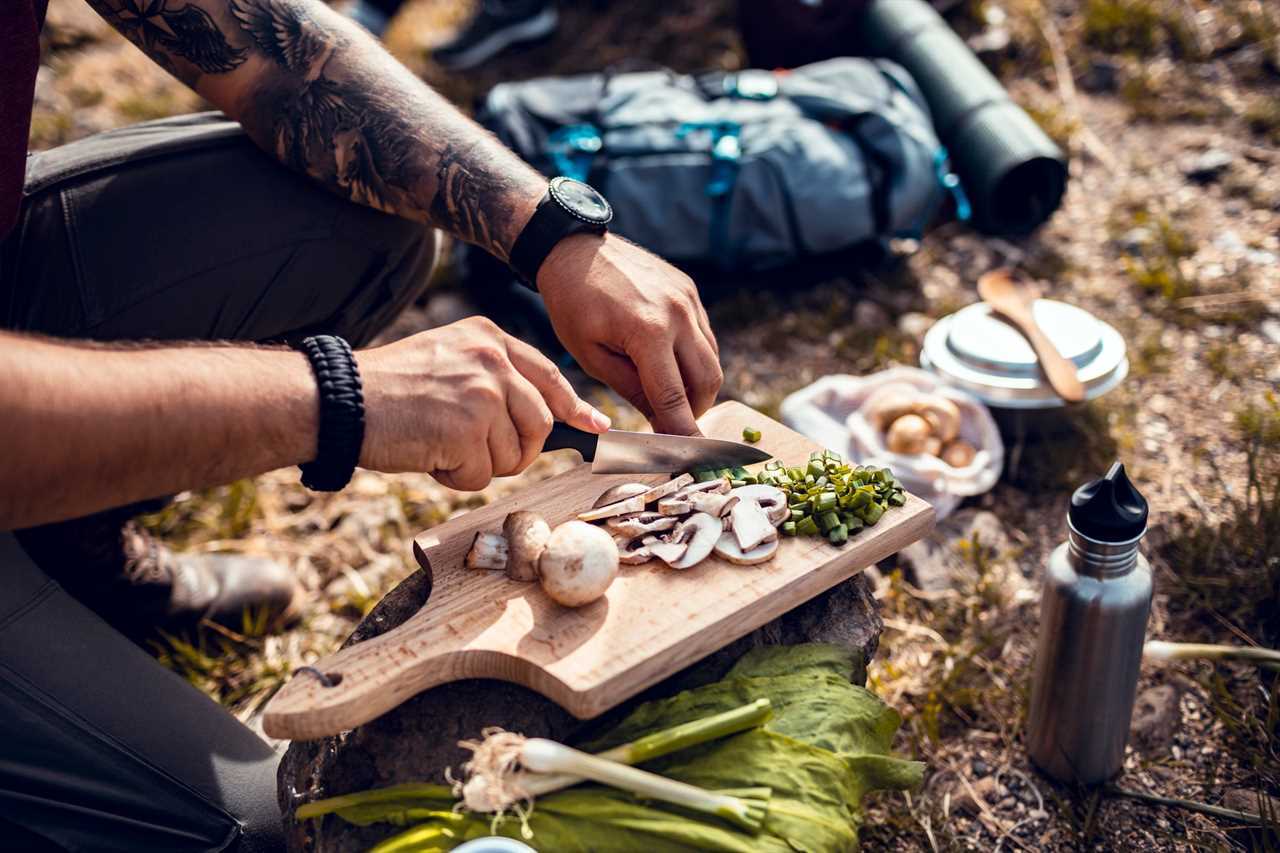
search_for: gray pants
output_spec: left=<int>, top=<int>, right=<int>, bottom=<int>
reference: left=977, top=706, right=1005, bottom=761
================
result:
left=0, top=113, right=438, bottom=851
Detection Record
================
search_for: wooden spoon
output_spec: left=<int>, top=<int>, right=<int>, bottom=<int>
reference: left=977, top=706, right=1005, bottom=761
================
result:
left=977, top=268, right=1086, bottom=403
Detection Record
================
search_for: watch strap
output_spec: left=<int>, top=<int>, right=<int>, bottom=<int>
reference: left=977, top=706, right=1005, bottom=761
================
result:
left=295, top=334, right=364, bottom=492
left=509, top=186, right=607, bottom=289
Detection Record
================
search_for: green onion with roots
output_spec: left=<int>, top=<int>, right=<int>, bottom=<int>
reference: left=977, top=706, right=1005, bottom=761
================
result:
left=457, top=699, right=773, bottom=830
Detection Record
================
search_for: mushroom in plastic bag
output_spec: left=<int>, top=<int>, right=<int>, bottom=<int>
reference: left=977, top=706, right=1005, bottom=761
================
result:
left=779, top=367, right=1003, bottom=519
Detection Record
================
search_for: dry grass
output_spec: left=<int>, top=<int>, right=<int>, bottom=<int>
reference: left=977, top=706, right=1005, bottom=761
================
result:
left=31, top=0, right=1280, bottom=847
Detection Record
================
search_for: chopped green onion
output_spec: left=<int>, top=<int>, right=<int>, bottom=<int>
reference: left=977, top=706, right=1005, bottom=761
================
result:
left=781, top=521, right=797, bottom=537
left=828, top=524, right=848, bottom=546
left=742, top=426, right=762, bottom=444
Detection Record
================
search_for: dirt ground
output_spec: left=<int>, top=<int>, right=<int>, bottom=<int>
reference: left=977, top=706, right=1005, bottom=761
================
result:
left=30, top=0, right=1280, bottom=849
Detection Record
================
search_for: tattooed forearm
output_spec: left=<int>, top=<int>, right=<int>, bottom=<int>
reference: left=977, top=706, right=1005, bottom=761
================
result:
left=89, top=0, right=545, bottom=259
left=86, top=0, right=246, bottom=84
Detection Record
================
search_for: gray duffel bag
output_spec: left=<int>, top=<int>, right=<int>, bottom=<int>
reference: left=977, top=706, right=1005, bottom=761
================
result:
left=478, top=57, right=964, bottom=273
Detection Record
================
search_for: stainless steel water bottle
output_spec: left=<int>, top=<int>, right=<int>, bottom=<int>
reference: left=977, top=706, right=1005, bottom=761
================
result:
left=1027, top=461, right=1152, bottom=784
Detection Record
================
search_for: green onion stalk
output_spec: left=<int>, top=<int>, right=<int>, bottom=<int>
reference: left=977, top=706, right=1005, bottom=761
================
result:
left=1144, top=641, right=1280, bottom=672
left=457, top=699, right=773, bottom=818
left=296, top=699, right=774, bottom=830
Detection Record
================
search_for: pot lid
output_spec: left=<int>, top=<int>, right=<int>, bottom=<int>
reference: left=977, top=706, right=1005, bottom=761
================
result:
left=920, top=299, right=1128, bottom=409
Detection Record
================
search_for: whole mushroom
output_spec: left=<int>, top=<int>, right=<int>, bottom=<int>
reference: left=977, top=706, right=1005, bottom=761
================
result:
left=503, top=511, right=550, bottom=582
left=885, top=413, right=932, bottom=455
left=915, top=396, right=961, bottom=444
left=538, top=521, right=619, bottom=607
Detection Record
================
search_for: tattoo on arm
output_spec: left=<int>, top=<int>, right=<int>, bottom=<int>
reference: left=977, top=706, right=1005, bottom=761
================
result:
left=89, top=0, right=544, bottom=259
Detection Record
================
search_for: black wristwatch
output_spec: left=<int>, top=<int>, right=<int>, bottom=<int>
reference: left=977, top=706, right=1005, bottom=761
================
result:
left=509, top=177, right=613, bottom=289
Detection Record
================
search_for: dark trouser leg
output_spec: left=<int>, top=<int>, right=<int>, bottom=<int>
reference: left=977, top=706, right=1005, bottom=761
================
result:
left=0, top=532, right=282, bottom=852
left=1, top=111, right=436, bottom=345
left=0, top=113, right=438, bottom=851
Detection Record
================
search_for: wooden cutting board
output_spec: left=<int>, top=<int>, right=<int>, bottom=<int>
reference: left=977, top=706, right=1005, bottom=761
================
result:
left=263, top=401, right=934, bottom=740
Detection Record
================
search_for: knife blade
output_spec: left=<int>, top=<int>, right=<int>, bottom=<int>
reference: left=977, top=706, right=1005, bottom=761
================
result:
left=544, top=422, right=772, bottom=474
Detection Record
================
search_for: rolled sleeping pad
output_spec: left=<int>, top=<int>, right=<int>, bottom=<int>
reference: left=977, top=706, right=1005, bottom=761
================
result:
left=853, top=0, right=1068, bottom=235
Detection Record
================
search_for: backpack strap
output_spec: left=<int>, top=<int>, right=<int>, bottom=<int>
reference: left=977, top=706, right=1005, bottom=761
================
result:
left=546, top=124, right=603, bottom=182
left=676, top=121, right=743, bottom=269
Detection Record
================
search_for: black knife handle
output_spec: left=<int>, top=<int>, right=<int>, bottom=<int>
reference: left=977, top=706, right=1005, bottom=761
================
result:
left=544, top=422, right=597, bottom=462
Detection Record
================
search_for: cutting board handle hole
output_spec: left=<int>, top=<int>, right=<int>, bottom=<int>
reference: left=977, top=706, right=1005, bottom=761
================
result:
left=293, top=666, right=344, bottom=688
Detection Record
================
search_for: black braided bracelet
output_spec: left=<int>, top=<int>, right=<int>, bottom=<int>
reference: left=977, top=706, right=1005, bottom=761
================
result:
left=295, top=334, right=364, bottom=492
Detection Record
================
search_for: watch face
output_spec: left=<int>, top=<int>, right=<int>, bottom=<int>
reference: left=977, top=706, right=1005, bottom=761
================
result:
left=549, top=177, right=613, bottom=225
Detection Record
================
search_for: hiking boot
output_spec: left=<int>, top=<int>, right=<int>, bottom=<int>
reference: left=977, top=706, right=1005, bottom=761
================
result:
left=432, top=0, right=558, bottom=70
left=17, top=512, right=302, bottom=638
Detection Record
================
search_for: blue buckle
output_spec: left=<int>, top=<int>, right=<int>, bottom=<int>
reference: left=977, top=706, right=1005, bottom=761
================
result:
left=933, top=147, right=971, bottom=223
left=547, top=124, right=602, bottom=182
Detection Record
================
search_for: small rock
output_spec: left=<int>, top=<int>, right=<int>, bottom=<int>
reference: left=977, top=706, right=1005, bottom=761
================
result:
left=1130, top=684, right=1182, bottom=749
left=1260, top=318, right=1280, bottom=347
left=897, top=311, right=934, bottom=342
left=1184, top=149, right=1234, bottom=184
left=853, top=300, right=890, bottom=330
left=1080, top=58, right=1120, bottom=93
left=971, top=758, right=991, bottom=777
left=1221, top=788, right=1280, bottom=818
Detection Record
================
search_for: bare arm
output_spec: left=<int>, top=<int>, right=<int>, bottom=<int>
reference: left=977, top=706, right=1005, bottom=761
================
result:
left=0, top=331, right=317, bottom=529
left=88, top=0, right=544, bottom=259
left=88, top=0, right=725, bottom=435
left=0, top=321, right=607, bottom=530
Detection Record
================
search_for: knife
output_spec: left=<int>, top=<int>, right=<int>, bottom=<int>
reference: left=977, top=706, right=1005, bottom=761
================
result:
left=544, top=423, right=772, bottom=474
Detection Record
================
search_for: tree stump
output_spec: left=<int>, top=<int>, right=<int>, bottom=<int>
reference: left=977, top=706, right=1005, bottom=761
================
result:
left=277, top=569, right=884, bottom=852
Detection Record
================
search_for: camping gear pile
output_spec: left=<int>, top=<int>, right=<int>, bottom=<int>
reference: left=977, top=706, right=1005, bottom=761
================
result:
left=472, top=0, right=1067, bottom=276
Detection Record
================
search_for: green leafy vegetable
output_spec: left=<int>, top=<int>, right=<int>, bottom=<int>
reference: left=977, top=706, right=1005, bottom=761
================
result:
left=298, top=644, right=923, bottom=852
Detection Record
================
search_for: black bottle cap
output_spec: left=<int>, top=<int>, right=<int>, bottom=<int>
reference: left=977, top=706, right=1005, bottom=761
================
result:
left=1069, top=461, right=1148, bottom=542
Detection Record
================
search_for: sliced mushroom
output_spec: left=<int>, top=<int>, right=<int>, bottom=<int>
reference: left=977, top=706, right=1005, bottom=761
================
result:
left=643, top=536, right=689, bottom=565
left=614, top=534, right=655, bottom=565
left=688, top=492, right=739, bottom=518
left=714, top=531, right=779, bottom=565
left=729, top=499, right=777, bottom=551
left=676, top=479, right=731, bottom=497
left=465, top=531, right=508, bottom=570
left=592, top=482, right=650, bottom=509
left=577, top=494, right=646, bottom=522
left=605, top=511, right=678, bottom=537
left=633, top=473, right=695, bottom=505
left=657, top=496, right=692, bottom=516
left=592, top=473, right=694, bottom=513
left=503, top=511, right=550, bottom=582
left=728, top=484, right=789, bottom=526
left=665, top=513, right=723, bottom=570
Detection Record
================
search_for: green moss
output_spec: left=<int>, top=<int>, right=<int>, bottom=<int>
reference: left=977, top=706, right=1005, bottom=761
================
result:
left=27, top=111, right=73, bottom=149
left=1083, top=0, right=1164, bottom=55
left=1120, top=69, right=1225, bottom=123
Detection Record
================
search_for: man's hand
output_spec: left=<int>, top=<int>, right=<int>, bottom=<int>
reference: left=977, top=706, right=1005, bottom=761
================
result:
left=356, top=317, right=611, bottom=491
left=536, top=233, right=722, bottom=436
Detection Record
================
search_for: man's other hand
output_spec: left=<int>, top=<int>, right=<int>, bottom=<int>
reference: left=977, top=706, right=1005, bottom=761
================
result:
left=536, top=234, right=723, bottom=436
left=356, top=317, right=610, bottom=491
